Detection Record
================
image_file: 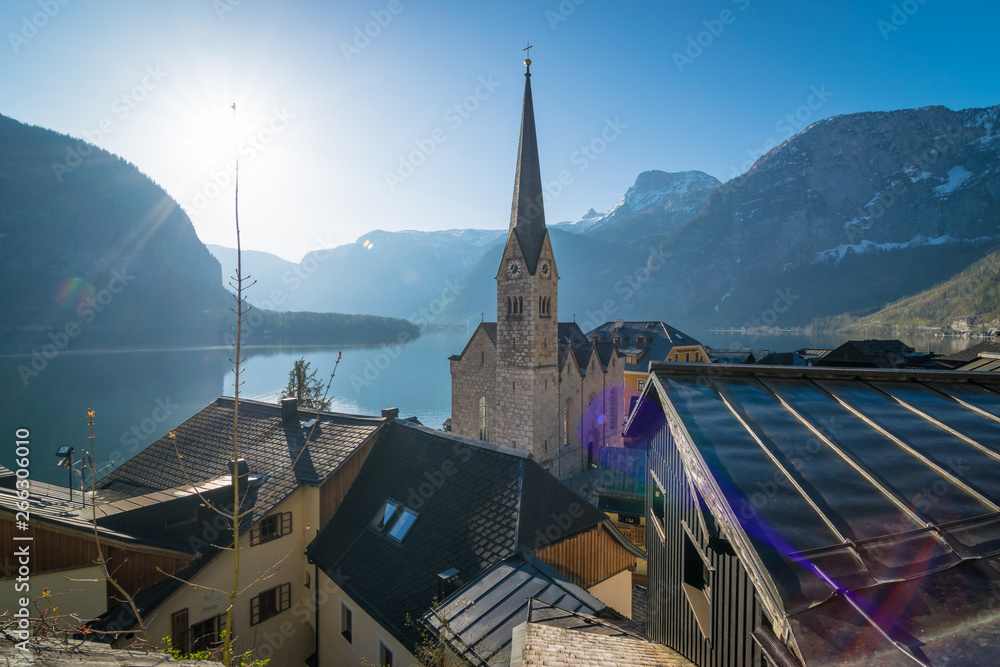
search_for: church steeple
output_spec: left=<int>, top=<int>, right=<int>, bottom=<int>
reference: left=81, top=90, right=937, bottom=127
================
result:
left=508, top=45, right=547, bottom=275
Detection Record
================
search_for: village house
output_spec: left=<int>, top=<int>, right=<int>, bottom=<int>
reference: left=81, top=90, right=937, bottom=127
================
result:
left=626, top=362, right=1000, bottom=666
left=306, top=418, right=644, bottom=666
left=71, top=396, right=389, bottom=667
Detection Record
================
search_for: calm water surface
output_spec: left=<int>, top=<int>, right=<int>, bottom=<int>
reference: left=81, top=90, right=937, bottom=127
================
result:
left=0, top=329, right=976, bottom=485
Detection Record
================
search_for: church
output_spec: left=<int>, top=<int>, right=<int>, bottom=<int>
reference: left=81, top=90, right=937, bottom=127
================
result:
left=449, top=53, right=625, bottom=479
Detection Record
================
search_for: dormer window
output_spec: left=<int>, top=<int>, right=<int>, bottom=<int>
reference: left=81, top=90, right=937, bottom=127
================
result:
left=371, top=500, right=419, bottom=543
left=371, top=500, right=401, bottom=532
left=386, top=508, right=419, bottom=542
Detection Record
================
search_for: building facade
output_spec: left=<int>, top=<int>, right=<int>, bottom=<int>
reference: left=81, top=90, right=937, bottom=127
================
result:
left=450, top=58, right=623, bottom=477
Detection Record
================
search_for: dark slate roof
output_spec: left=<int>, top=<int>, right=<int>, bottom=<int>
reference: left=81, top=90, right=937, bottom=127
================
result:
left=704, top=347, right=756, bottom=364
left=938, top=340, right=1000, bottom=363
left=307, top=420, right=607, bottom=652
left=426, top=553, right=608, bottom=665
left=508, top=67, right=547, bottom=275
left=96, top=397, right=382, bottom=524
left=451, top=322, right=498, bottom=361
left=557, top=322, right=589, bottom=345
left=755, top=351, right=795, bottom=366
left=586, top=321, right=702, bottom=371
left=817, top=339, right=915, bottom=368
left=635, top=363, right=1000, bottom=666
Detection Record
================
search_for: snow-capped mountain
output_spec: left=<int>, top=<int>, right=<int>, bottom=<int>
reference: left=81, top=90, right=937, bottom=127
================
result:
left=555, top=170, right=720, bottom=234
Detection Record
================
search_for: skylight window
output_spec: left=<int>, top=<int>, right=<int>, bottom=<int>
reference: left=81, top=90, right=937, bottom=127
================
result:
left=386, top=508, right=418, bottom=542
left=371, top=500, right=401, bottom=532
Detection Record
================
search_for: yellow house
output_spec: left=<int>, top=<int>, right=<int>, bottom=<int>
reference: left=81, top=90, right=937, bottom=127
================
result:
left=81, top=396, right=386, bottom=667
left=586, top=321, right=708, bottom=427
left=308, top=420, right=644, bottom=666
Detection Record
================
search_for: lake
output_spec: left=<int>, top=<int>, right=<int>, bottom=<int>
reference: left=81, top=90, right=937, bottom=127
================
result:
left=0, top=328, right=976, bottom=486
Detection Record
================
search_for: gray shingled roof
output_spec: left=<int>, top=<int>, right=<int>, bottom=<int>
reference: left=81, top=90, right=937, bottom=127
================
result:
left=96, top=397, right=382, bottom=524
left=587, top=321, right=702, bottom=371
left=307, top=420, right=607, bottom=653
left=512, top=601, right=694, bottom=667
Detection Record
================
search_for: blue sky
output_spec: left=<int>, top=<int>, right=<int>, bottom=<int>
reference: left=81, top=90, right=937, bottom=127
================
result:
left=2, top=0, right=997, bottom=261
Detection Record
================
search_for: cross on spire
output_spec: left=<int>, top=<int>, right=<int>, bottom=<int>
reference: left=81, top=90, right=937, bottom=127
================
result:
left=523, top=41, right=533, bottom=72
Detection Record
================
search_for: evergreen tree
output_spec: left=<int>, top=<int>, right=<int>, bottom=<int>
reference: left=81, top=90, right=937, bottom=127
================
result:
left=282, top=357, right=331, bottom=410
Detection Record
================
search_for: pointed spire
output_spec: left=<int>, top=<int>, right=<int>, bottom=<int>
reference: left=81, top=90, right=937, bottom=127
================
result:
left=508, top=45, right=547, bottom=275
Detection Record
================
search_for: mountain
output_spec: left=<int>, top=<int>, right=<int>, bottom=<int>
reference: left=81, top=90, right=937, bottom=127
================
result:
left=553, top=169, right=720, bottom=236
left=628, top=105, right=1000, bottom=327
left=816, top=245, right=1000, bottom=334
left=0, top=114, right=418, bottom=352
left=206, top=104, right=1000, bottom=333
left=0, top=114, right=229, bottom=349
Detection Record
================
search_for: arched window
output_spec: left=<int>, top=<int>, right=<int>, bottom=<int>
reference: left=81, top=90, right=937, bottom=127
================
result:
left=506, top=297, right=512, bottom=315
left=478, top=397, right=488, bottom=441
left=518, top=296, right=523, bottom=313
left=685, top=351, right=690, bottom=362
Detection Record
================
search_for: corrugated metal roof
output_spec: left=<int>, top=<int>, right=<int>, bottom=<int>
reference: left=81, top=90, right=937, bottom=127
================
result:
left=640, top=364, right=1000, bottom=665
left=427, top=554, right=607, bottom=665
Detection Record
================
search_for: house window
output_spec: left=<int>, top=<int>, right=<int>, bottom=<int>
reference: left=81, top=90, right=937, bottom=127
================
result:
left=478, top=396, right=489, bottom=441
left=637, top=379, right=645, bottom=391
left=626, top=355, right=634, bottom=364
left=682, top=523, right=713, bottom=639
left=190, top=615, right=221, bottom=653
left=171, top=608, right=190, bottom=654
left=378, top=638, right=396, bottom=667
left=371, top=500, right=401, bottom=533
left=673, top=352, right=679, bottom=362
left=619, top=513, right=641, bottom=526
left=386, top=507, right=419, bottom=542
left=250, top=512, right=292, bottom=546
left=250, top=583, right=291, bottom=626
left=164, top=506, right=198, bottom=530
left=340, top=601, right=354, bottom=644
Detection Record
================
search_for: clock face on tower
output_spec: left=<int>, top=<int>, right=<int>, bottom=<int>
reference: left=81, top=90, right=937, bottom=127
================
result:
left=539, top=260, right=551, bottom=279
left=505, top=259, right=523, bottom=280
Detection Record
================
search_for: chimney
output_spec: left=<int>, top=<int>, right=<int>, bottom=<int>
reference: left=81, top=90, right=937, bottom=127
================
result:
left=382, top=407, right=399, bottom=421
left=229, top=458, right=249, bottom=485
left=281, top=397, right=298, bottom=423
left=438, top=568, right=460, bottom=600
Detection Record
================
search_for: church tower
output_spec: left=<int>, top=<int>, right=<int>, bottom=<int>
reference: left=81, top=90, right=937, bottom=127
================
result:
left=494, top=50, right=560, bottom=469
